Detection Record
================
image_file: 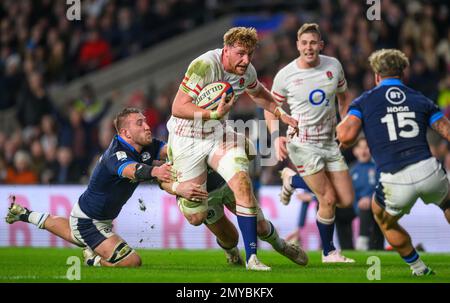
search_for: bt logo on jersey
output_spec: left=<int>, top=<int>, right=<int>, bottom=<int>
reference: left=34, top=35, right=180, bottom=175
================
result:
left=385, top=87, right=406, bottom=105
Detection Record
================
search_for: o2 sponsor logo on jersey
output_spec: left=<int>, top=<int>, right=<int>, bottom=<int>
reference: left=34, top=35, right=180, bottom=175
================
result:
left=385, top=87, right=406, bottom=105
left=308, top=89, right=330, bottom=106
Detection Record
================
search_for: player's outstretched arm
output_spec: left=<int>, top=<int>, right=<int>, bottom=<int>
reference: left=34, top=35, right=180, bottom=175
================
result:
left=431, top=116, right=450, bottom=142
left=337, top=91, right=350, bottom=120
left=264, top=110, right=288, bottom=161
left=336, top=114, right=362, bottom=149
left=249, top=85, right=298, bottom=130
left=121, top=162, right=175, bottom=183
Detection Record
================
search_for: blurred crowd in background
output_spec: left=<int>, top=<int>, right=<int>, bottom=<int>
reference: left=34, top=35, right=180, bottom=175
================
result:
left=0, top=0, right=449, bottom=188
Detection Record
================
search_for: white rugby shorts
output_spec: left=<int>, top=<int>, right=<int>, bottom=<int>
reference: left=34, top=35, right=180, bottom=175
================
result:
left=287, top=140, right=348, bottom=176
left=374, top=157, right=449, bottom=217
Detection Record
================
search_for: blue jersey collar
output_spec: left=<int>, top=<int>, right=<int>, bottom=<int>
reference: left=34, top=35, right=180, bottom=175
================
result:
left=116, top=135, right=138, bottom=153
left=379, top=78, right=404, bottom=87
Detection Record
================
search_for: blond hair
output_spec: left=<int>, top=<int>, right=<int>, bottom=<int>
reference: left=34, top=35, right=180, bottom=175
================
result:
left=297, top=23, right=321, bottom=40
left=369, top=49, right=410, bottom=77
left=223, top=27, right=258, bottom=50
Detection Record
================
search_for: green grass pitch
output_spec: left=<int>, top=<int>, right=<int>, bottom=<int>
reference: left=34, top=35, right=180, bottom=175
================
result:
left=0, top=247, right=449, bottom=283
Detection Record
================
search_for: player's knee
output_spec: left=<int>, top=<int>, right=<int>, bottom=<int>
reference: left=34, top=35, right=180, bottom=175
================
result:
left=187, top=212, right=207, bottom=226
left=338, top=194, right=354, bottom=208
left=107, top=241, right=139, bottom=267
left=117, top=252, right=142, bottom=267
left=319, top=191, right=337, bottom=208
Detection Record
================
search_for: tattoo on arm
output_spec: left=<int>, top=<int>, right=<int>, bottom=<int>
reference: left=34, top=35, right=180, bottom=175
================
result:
left=432, top=117, right=450, bottom=142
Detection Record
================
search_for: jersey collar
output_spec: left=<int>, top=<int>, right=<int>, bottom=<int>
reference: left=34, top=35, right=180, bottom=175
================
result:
left=116, top=135, right=138, bottom=154
left=379, top=78, right=404, bottom=87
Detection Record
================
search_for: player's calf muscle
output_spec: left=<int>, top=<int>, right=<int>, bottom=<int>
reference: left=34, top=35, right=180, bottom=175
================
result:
left=229, top=172, right=254, bottom=205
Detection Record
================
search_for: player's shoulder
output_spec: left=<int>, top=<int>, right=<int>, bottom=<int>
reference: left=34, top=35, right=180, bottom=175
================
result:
left=274, top=60, right=297, bottom=78
left=187, top=49, right=220, bottom=75
left=319, top=55, right=342, bottom=67
left=404, top=85, right=433, bottom=104
left=352, top=89, right=374, bottom=106
left=245, top=62, right=257, bottom=77
left=192, top=49, right=221, bottom=66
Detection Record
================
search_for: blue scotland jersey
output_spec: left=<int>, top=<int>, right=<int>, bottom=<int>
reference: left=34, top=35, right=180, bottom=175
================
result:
left=78, top=135, right=165, bottom=220
left=348, top=78, right=443, bottom=173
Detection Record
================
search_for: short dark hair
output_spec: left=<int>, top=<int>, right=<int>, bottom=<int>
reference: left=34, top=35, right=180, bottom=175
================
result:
left=113, top=107, right=142, bottom=133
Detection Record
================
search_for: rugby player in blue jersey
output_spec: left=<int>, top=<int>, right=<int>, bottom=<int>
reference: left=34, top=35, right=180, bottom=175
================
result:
left=5, top=108, right=208, bottom=267
left=337, top=49, right=450, bottom=276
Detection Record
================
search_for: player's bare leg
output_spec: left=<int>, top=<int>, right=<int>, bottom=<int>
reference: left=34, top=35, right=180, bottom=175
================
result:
left=178, top=172, right=208, bottom=226
left=326, top=170, right=354, bottom=208
left=372, top=198, right=434, bottom=276
left=5, top=197, right=82, bottom=247
left=303, top=171, right=354, bottom=263
left=206, top=216, right=243, bottom=265
left=209, top=147, right=270, bottom=271
left=89, top=235, right=141, bottom=267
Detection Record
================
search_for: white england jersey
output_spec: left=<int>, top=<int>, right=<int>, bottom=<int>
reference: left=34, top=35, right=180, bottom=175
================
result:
left=271, top=55, right=347, bottom=143
left=167, top=49, right=261, bottom=138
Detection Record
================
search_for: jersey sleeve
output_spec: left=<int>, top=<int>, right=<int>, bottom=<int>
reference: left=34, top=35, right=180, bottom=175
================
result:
left=347, top=94, right=364, bottom=120
left=336, top=60, right=347, bottom=93
left=105, top=150, right=137, bottom=177
left=245, top=64, right=262, bottom=94
left=152, top=138, right=167, bottom=160
left=180, top=58, right=214, bottom=100
left=270, top=70, right=288, bottom=106
left=426, top=98, right=444, bottom=126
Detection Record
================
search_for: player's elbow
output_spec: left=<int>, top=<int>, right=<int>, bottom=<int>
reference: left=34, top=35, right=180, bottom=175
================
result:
left=336, top=125, right=353, bottom=145
left=172, top=103, right=182, bottom=118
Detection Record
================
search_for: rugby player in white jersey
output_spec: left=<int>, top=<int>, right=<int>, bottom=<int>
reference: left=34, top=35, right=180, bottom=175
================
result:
left=264, top=23, right=355, bottom=263
left=168, top=27, right=298, bottom=271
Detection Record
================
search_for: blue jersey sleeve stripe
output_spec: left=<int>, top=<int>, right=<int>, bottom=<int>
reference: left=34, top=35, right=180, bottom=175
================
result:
left=348, top=109, right=362, bottom=119
left=117, top=161, right=137, bottom=177
left=429, top=112, right=444, bottom=126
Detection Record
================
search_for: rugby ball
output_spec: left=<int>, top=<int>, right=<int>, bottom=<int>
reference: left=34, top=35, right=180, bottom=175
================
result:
left=195, top=81, right=234, bottom=110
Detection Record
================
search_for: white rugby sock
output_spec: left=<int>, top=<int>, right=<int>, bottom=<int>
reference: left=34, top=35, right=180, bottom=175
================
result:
left=259, top=220, right=285, bottom=251
left=28, top=212, right=49, bottom=229
left=409, top=258, right=428, bottom=274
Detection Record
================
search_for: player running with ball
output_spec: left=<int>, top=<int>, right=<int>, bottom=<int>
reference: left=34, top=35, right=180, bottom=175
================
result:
left=167, top=27, right=298, bottom=271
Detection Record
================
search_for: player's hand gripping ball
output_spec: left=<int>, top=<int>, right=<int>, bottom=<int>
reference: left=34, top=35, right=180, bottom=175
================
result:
left=195, top=81, right=234, bottom=110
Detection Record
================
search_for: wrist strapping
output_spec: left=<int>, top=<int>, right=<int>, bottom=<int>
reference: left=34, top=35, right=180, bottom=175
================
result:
left=210, top=111, right=220, bottom=120
left=134, top=163, right=154, bottom=181
left=274, top=106, right=287, bottom=118
left=171, top=181, right=180, bottom=194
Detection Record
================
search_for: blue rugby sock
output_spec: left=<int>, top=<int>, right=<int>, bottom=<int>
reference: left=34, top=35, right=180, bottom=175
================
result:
left=316, top=215, right=336, bottom=256
left=291, top=174, right=312, bottom=191
left=236, top=205, right=258, bottom=262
